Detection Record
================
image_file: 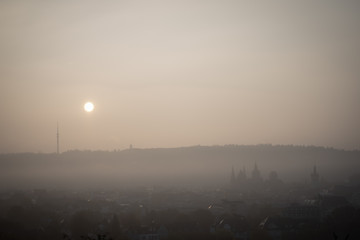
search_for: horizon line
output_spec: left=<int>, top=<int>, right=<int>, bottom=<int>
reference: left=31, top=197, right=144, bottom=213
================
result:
left=1, top=143, right=359, bottom=155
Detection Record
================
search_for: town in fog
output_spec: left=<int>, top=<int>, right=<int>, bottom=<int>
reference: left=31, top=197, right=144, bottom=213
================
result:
left=1, top=145, right=360, bottom=239
left=1, top=0, right=360, bottom=239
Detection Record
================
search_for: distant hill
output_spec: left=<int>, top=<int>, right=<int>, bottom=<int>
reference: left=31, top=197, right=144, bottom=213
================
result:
left=1, top=145, right=359, bottom=189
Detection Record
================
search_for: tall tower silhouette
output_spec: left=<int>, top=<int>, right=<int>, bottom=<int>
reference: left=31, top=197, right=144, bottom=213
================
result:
left=230, top=166, right=236, bottom=185
left=57, top=122, right=59, bottom=154
left=251, top=162, right=261, bottom=181
left=311, top=165, right=319, bottom=184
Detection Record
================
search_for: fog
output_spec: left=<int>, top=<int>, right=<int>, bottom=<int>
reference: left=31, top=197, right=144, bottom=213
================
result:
left=1, top=145, right=359, bottom=190
left=1, top=1, right=360, bottom=239
left=1, top=0, right=360, bottom=153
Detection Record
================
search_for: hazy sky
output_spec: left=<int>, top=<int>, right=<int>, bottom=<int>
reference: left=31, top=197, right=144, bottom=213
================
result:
left=1, top=0, right=360, bottom=153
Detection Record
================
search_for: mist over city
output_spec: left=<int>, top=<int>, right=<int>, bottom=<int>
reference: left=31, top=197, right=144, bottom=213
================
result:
left=1, top=1, right=360, bottom=240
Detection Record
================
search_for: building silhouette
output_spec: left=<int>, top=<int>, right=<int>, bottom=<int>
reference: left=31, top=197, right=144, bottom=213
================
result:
left=310, top=165, right=320, bottom=185
left=237, top=166, right=247, bottom=183
left=230, top=163, right=264, bottom=191
left=231, top=166, right=236, bottom=186
left=251, top=162, right=262, bottom=182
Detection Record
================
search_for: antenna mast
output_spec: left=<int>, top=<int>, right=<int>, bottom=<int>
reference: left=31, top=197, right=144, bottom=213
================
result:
left=57, top=122, right=59, bottom=154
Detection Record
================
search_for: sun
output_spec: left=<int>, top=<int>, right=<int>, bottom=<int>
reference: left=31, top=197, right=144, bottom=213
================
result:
left=84, top=102, right=94, bottom=112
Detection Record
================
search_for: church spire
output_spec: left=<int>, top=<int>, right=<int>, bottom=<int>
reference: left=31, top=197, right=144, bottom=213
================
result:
left=231, top=166, right=236, bottom=184
left=252, top=162, right=262, bottom=181
left=237, top=166, right=247, bottom=182
left=311, top=164, right=319, bottom=184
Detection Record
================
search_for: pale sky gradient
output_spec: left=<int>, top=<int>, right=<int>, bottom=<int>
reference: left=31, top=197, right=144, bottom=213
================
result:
left=1, top=0, right=360, bottom=153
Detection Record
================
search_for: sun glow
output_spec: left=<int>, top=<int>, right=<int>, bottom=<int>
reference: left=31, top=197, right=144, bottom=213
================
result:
left=84, top=102, right=94, bottom=112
